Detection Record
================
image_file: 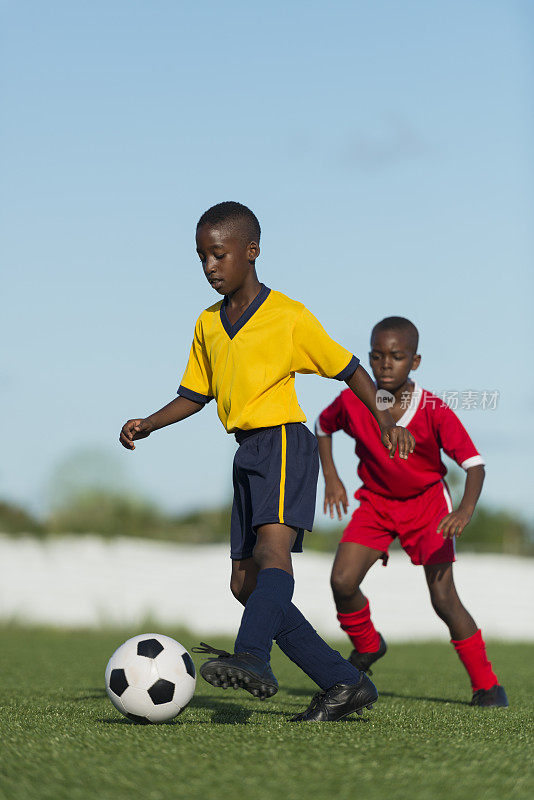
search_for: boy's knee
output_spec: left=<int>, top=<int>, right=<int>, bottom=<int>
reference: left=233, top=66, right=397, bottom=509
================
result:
left=252, top=540, right=290, bottom=571
left=330, top=567, right=359, bottom=601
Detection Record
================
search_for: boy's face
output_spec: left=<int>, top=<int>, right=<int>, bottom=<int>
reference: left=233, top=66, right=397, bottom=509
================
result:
left=369, top=329, right=421, bottom=392
left=196, top=223, right=259, bottom=295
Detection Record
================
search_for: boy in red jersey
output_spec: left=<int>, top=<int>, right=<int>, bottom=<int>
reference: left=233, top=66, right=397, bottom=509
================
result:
left=316, top=316, right=508, bottom=707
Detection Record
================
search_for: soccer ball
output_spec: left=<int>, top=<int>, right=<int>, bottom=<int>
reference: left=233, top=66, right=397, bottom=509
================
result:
left=105, top=633, right=196, bottom=723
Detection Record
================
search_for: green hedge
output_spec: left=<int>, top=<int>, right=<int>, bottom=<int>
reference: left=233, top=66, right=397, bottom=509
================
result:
left=0, top=493, right=532, bottom=555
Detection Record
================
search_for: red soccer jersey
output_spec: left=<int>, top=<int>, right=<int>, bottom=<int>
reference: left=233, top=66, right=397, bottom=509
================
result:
left=316, top=383, right=484, bottom=499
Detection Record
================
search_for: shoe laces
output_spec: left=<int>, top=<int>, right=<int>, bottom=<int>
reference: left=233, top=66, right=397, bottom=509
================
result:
left=191, top=641, right=231, bottom=659
left=305, top=689, right=328, bottom=713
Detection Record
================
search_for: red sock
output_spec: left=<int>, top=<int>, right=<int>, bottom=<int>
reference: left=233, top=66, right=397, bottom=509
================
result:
left=337, top=600, right=380, bottom=653
left=451, top=629, right=498, bottom=692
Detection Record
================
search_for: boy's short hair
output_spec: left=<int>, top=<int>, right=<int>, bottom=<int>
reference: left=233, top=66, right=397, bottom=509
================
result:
left=197, top=201, right=261, bottom=244
left=371, top=316, right=419, bottom=353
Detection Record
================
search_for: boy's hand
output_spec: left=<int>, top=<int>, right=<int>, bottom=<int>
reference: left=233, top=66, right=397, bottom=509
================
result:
left=381, top=425, right=415, bottom=460
left=324, top=477, right=349, bottom=520
left=437, top=509, right=472, bottom=539
left=119, top=418, right=153, bottom=450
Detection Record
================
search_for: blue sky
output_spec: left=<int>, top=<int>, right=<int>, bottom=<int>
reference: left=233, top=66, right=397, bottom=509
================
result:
left=1, top=0, right=532, bottom=523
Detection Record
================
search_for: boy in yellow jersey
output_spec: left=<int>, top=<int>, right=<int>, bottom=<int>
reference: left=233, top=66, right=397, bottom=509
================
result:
left=119, top=202, right=415, bottom=721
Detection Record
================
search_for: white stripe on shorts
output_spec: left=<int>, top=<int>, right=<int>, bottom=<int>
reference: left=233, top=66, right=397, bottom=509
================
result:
left=440, top=479, right=455, bottom=554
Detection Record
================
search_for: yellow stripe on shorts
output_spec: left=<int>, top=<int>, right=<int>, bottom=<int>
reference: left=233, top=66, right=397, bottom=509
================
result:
left=278, top=425, right=287, bottom=524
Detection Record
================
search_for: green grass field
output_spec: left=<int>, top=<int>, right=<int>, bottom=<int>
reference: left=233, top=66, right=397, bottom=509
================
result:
left=1, top=628, right=532, bottom=800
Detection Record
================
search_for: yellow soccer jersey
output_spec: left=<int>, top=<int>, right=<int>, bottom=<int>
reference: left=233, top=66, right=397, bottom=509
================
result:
left=178, top=285, right=359, bottom=433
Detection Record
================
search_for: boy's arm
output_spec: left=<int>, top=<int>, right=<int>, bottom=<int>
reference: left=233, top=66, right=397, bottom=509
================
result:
left=119, top=396, right=204, bottom=451
left=434, top=401, right=486, bottom=537
left=346, top=365, right=415, bottom=459
left=291, top=309, right=413, bottom=456
left=437, top=464, right=485, bottom=538
left=318, top=434, right=349, bottom=520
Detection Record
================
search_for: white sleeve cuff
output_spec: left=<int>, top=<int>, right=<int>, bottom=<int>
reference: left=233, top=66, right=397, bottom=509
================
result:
left=461, top=455, right=485, bottom=470
left=314, top=417, right=331, bottom=437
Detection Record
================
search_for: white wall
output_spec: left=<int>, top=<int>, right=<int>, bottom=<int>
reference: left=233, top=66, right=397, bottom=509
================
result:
left=1, top=535, right=532, bottom=640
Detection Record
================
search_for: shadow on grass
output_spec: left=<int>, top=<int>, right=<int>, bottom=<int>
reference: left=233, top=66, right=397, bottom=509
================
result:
left=286, top=685, right=469, bottom=709
left=379, top=690, right=470, bottom=707
left=190, top=695, right=254, bottom=724
left=100, top=717, right=179, bottom=725
left=95, top=683, right=454, bottom=721
left=73, top=687, right=108, bottom=701
left=100, top=709, right=372, bottom=725
left=192, top=694, right=296, bottom=723
left=99, top=694, right=289, bottom=726
left=284, top=686, right=316, bottom=698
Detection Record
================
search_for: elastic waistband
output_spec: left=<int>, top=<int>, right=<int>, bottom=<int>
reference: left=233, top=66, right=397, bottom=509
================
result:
left=234, top=422, right=302, bottom=445
left=357, top=480, right=444, bottom=503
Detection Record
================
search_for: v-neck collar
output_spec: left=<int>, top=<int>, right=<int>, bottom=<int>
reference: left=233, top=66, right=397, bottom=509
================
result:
left=396, top=382, right=422, bottom=427
left=220, top=284, right=271, bottom=340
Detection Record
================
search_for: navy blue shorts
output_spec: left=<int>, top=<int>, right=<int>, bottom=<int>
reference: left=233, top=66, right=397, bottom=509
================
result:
left=230, top=422, right=319, bottom=560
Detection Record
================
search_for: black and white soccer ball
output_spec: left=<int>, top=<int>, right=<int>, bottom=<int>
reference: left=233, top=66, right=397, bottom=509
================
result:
left=105, top=633, right=196, bottom=723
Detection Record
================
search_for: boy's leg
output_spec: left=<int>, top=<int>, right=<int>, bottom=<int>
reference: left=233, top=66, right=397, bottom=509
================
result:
left=425, top=562, right=477, bottom=640
left=231, top=557, right=368, bottom=690
left=196, top=524, right=296, bottom=700
left=233, top=523, right=296, bottom=660
left=425, top=563, right=507, bottom=704
left=198, top=424, right=378, bottom=715
left=200, top=529, right=378, bottom=716
left=331, top=543, right=384, bottom=657
left=229, top=556, right=260, bottom=604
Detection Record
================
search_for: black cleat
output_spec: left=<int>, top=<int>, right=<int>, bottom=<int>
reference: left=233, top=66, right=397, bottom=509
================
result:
left=290, top=672, right=378, bottom=722
left=192, top=642, right=278, bottom=700
left=348, top=633, right=387, bottom=674
left=470, top=684, right=509, bottom=707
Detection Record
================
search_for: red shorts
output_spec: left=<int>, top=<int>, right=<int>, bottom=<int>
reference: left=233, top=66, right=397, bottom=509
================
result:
left=340, top=481, right=455, bottom=566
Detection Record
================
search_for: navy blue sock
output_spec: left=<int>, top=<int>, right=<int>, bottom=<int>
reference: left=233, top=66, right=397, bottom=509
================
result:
left=234, top=568, right=294, bottom=662
left=275, top=603, right=361, bottom=689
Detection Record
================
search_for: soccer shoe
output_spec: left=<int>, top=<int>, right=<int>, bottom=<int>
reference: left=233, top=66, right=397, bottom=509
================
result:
left=348, top=633, right=387, bottom=674
left=290, top=672, right=378, bottom=722
left=192, top=642, right=278, bottom=700
left=469, top=684, right=509, bottom=707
